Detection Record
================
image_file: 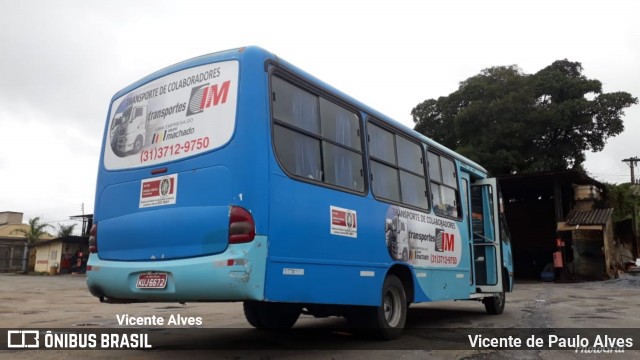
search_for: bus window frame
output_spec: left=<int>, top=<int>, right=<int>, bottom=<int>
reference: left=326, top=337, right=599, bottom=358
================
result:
left=268, top=68, right=369, bottom=196
left=366, top=117, right=431, bottom=212
left=426, top=148, right=463, bottom=221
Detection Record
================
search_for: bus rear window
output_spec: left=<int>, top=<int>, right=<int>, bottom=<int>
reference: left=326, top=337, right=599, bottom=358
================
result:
left=104, top=61, right=239, bottom=170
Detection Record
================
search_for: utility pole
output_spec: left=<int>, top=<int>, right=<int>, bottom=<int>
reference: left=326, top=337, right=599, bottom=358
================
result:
left=623, top=157, right=640, bottom=257
left=622, top=157, right=639, bottom=184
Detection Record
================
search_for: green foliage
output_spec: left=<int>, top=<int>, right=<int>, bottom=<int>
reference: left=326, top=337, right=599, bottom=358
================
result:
left=11, top=217, right=52, bottom=248
left=57, top=223, right=77, bottom=238
left=412, top=60, right=638, bottom=175
left=606, top=183, right=640, bottom=223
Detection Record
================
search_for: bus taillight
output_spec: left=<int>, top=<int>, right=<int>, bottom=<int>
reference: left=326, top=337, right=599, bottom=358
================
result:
left=88, top=224, right=98, bottom=253
left=229, top=206, right=255, bottom=244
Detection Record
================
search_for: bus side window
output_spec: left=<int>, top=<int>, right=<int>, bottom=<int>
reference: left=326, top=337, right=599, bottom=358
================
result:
left=428, top=151, right=460, bottom=218
left=369, top=122, right=429, bottom=210
left=271, top=75, right=364, bottom=192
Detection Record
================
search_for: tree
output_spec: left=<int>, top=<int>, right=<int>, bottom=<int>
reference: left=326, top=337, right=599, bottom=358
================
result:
left=605, top=183, right=640, bottom=223
left=11, top=217, right=52, bottom=273
left=11, top=217, right=52, bottom=248
left=412, top=60, right=637, bottom=175
left=57, top=223, right=77, bottom=238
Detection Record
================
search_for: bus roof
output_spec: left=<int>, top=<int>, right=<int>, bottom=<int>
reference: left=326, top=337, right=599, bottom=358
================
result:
left=110, top=46, right=489, bottom=175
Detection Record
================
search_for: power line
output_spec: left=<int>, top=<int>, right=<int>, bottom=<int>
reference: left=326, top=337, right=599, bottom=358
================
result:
left=45, top=218, right=83, bottom=224
left=587, top=172, right=630, bottom=184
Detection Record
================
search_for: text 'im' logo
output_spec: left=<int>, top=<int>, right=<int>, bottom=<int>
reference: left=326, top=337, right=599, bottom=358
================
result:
left=435, top=230, right=455, bottom=252
left=186, top=81, right=230, bottom=116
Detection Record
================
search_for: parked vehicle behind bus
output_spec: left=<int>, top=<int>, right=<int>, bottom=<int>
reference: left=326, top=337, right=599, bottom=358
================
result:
left=87, top=47, right=514, bottom=339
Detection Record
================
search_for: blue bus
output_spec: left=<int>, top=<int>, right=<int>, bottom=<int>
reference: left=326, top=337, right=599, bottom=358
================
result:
left=87, top=46, right=514, bottom=339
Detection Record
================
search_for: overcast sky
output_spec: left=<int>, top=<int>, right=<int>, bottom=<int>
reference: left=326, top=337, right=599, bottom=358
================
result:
left=1, top=0, right=638, bottom=231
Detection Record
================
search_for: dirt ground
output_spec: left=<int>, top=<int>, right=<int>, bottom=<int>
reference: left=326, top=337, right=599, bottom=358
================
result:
left=1, top=273, right=639, bottom=359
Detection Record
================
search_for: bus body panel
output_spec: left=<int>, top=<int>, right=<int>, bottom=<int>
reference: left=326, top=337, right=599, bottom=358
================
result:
left=265, top=259, right=386, bottom=306
left=98, top=205, right=231, bottom=261
left=265, top=168, right=387, bottom=306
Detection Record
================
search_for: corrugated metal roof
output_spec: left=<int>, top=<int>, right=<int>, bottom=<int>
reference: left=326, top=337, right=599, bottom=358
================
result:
left=565, top=208, right=613, bottom=225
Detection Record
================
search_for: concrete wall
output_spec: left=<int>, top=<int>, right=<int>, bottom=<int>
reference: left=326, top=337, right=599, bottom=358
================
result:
left=34, top=241, right=63, bottom=273
left=0, top=212, right=23, bottom=225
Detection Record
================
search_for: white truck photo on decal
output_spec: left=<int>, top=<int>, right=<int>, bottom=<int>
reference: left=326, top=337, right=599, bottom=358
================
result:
left=110, top=104, right=148, bottom=156
left=385, top=205, right=462, bottom=267
left=386, top=215, right=409, bottom=261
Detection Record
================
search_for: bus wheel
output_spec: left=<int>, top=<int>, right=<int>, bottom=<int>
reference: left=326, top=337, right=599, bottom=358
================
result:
left=243, top=301, right=301, bottom=329
left=373, top=275, right=407, bottom=340
left=484, top=292, right=505, bottom=315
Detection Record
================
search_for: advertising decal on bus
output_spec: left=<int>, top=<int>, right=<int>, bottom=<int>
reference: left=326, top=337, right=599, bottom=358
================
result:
left=330, top=206, right=358, bottom=238
left=385, top=206, right=461, bottom=266
left=139, top=174, right=178, bottom=208
left=104, top=61, right=239, bottom=170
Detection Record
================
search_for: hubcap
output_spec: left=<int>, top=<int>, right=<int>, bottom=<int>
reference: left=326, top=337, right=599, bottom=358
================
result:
left=384, top=288, right=402, bottom=327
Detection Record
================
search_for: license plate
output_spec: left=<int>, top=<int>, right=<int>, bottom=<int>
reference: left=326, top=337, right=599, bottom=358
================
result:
left=136, top=273, right=167, bottom=289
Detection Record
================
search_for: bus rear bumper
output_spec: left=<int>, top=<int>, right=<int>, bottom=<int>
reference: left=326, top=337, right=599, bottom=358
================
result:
left=86, top=236, right=267, bottom=303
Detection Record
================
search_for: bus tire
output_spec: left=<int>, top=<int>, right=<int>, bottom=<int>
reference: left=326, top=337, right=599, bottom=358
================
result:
left=243, top=301, right=301, bottom=329
left=243, top=301, right=264, bottom=328
left=373, top=274, right=407, bottom=340
left=484, top=292, right=505, bottom=315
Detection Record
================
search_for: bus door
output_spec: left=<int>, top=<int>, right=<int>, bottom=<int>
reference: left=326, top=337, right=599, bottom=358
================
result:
left=459, top=172, right=475, bottom=287
left=471, top=178, right=503, bottom=293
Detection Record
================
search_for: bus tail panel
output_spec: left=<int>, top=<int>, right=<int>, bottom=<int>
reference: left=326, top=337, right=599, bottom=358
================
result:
left=96, top=165, right=235, bottom=261
left=97, top=205, right=230, bottom=261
